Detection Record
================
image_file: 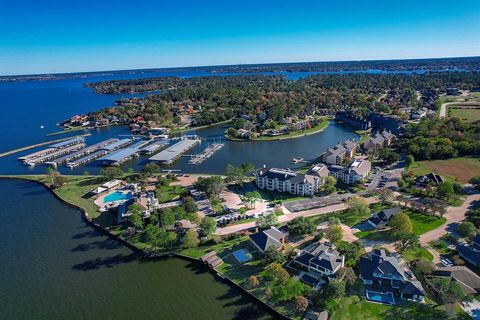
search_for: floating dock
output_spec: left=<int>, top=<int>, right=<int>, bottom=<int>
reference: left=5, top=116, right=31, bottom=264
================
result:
left=101, top=138, right=134, bottom=152
left=149, top=139, right=201, bottom=164
left=21, top=137, right=86, bottom=166
left=188, top=143, right=224, bottom=164
left=140, top=140, right=169, bottom=155
left=67, top=150, right=107, bottom=168
left=97, top=139, right=146, bottom=166
left=46, top=138, right=119, bottom=167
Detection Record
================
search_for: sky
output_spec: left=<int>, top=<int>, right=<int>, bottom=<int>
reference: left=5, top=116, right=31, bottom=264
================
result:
left=0, top=0, right=479, bottom=75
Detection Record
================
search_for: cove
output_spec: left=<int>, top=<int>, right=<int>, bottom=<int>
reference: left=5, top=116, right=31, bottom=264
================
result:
left=0, top=179, right=276, bottom=320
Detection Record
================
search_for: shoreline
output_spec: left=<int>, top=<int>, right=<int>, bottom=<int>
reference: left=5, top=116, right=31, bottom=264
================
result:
left=225, top=119, right=331, bottom=142
left=0, top=175, right=291, bottom=320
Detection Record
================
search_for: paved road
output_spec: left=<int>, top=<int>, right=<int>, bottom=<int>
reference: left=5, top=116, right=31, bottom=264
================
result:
left=420, top=192, right=480, bottom=244
left=215, top=197, right=379, bottom=235
left=439, top=101, right=457, bottom=118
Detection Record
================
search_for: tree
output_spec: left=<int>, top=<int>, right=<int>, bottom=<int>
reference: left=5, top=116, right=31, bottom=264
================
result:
left=346, top=196, right=370, bottom=216
left=397, top=178, right=406, bottom=190
left=194, top=176, right=226, bottom=196
left=265, top=262, right=290, bottom=284
left=248, top=275, right=260, bottom=288
left=436, top=181, right=454, bottom=200
left=470, top=176, right=480, bottom=189
left=183, top=196, right=198, bottom=213
left=336, top=266, right=356, bottom=285
left=160, top=208, right=176, bottom=228
left=430, top=278, right=469, bottom=317
left=287, top=217, right=316, bottom=236
left=225, top=164, right=245, bottom=187
left=244, top=191, right=261, bottom=209
left=183, top=229, right=199, bottom=248
left=264, top=245, right=285, bottom=264
left=46, top=167, right=60, bottom=186
left=53, top=175, right=68, bottom=187
left=325, top=279, right=346, bottom=299
left=240, top=162, right=255, bottom=180
left=378, top=147, right=400, bottom=164
left=415, top=258, right=434, bottom=275
left=456, top=222, right=476, bottom=239
left=336, top=241, right=364, bottom=267
left=127, top=203, right=144, bottom=229
left=378, top=188, right=395, bottom=203
left=142, top=163, right=159, bottom=176
left=389, top=212, right=413, bottom=237
left=271, top=278, right=305, bottom=302
left=466, top=208, right=480, bottom=228
left=100, top=166, right=123, bottom=181
left=406, top=154, right=415, bottom=167
left=323, top=176, right=337, bottom=194
left=294, top=296, right=308, bottom=312
left=200, top=217, right=217, bottom=236
left=256, top=212, right=278, bottom=228
left=394, top=232, right=419, bottom=253
left=325, top=224, right=343, bottom=243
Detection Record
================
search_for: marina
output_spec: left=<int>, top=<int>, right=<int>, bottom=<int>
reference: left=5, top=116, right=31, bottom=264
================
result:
left=139, top=140, right=169, bottom=155
left=46, top=138, right=119, bottom=167
left=149, top=139, right=201, bottom=165
left=188, top=143, right=224, bottom=165
left=66, top=150, right=107, bottom=168
left=20, top=137, right=87, bottom=166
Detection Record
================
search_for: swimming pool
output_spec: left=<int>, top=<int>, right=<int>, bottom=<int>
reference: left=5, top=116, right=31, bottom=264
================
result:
left=366, top=290, right=395, bottom=305
left=232, top=249, right=253, bottom=263
left=103, top=191, right=132, bottom=204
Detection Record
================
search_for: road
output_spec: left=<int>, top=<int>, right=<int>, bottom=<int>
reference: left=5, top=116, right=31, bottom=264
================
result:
left=215, top=197, right=379, bottom=235
left=439, top=101, right=457, bottom=118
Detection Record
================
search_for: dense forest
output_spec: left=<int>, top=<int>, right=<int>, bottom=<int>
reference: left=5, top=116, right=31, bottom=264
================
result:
left=399, top=117, right=480, bottom=160
left=83, top=72, right=480, bottom=129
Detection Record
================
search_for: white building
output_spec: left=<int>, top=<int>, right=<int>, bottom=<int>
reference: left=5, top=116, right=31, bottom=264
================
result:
left=329, top=159, right=371, bottom=184
left=255, top=167, right=321, bottom=196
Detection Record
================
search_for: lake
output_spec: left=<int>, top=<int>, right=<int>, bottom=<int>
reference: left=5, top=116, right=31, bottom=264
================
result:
left=0, top=68, right=358, bottom=175
left=0, top=178, right=276, bottom=320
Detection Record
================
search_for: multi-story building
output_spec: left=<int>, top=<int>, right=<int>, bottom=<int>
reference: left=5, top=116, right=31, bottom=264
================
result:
left=293, top=242, right=345, bottom=279
left=362, top=130, right=396, bottom=151
left=323, top=139, right=358, bottom=165
left=329, top=159, right=371, bottom=184
left=255, top=167, right=321, bottom=196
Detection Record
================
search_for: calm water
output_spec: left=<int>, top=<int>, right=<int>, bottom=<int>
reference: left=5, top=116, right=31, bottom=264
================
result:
left=0, top=179, right=276, bottom=320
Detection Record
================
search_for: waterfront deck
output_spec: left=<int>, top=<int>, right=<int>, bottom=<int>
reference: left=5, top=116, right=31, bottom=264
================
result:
left=188, top=143, right=224, bottom=164
left=149, top=139, right=201, bottom=164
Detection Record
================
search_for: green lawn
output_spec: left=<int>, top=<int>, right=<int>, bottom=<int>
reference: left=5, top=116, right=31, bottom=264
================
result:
left=409, top=157, right=480, bottom=183
left=253, top=119, right=330, bottom=141
left=403, top=246, right=434, bottom=262
left=331, top=296, right=392, bottom=320
left=409, top=212, right=446, bottom=236
left=156, top=184, right=185, bottom=203
left=180, top=235, right=248, bottom=259
left=449, top=108, right=480, bottom=123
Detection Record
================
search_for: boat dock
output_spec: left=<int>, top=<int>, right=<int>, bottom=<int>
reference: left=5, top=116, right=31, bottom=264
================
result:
left=46, top=138, right=119, bottom=167
left=20, top=137, right=86, bottom=166
left=67, top=150, right=107, bottom=168
left=140, top=140, right=169, bottom=155
left=97, top=139, right=147, bottom=166
left=149, top=139, right=201, bottom=164
left=188, top=143, right=224, bottom=164
left=102, top=138, right=134, bottom=152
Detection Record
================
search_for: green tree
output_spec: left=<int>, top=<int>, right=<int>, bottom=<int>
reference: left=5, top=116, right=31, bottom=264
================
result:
left=389, top=212, right=413, bottom=237
left=397, top=177, right=406, bottom=190
left=244, top=191, right=261, bottom=209
left=183, top=196, right=198, bottom=214
left=469, top=176, right=480, bottom=189
left=264, top=245, right=285, bottom=264
left=127, top=203, right=144, bottom=229
left=46, top=167, right=60, bottom=186
left=406, top=154, right=415, bottom=167
left=265, top=262, right=290, bottom=283
left=199, top=217, right=217, bottom=236
left=336, top=266, right=356, bottom=286
left=100, top=166, right=123, bottom=181
left=336, top=241, right=364, bottom=267
left=346, top=196, right=370, bottom=216
left=325, top=224, right=343, bottom=243
left=436, top=181, right=454, bottom=200
left=183, top=229, right=199, bottom=248
left=394, top=232, right=419, bottom=253
left=142, top=163, right=159, bottom=176
left=323, top=176, right=337, bottom=194
left=160, top=208, right=176, bottom=228
left=271, top=278, right=305, bottom=301
left=456, top=222, right=476, bottom=239
left=430, top=277, right=470, bottom=317
left=287, top=217, right=316, bottom=236
left=256, top=212, right=278, bottom=228
left=194, top=176, right=226, bottom=196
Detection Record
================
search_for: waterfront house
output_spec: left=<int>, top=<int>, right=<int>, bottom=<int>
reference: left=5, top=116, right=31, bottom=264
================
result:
left=255, top=167, right=321, bottom=196
left=293, top=242, right=345, bottom=279
left=322, top=140, right=358, bottom=165
left=249, top=227, right=285, bottom=253
left=329, top=159, right=371, bottom=184
left=308, top=163, right=330, bottom=180
left=428, top=266, right=480, bottom=295
left=360, top=249, right=425, bottom=304
left=367, top=207, right=402, bottom=229
left=457, top=235, right=480, bottom=266
left=335, top=110, right=371, bottom=130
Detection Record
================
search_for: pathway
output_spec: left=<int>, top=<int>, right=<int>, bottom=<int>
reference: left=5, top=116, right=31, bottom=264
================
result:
left=439, top=101, right=458, bottom=118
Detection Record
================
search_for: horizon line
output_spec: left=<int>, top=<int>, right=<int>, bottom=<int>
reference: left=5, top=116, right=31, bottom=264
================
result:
left=2, top=54, right=480, bottom=78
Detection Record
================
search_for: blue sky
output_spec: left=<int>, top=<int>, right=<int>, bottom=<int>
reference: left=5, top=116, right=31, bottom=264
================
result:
left=1, top=0, right=479, bottom=75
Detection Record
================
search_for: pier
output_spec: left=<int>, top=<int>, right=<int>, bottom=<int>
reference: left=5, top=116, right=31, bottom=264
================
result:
left=19, top=137, right=87, bottom=166
left=188, top=143, right=224, bottom=164
left=149, top=139, right=201, bottom=164
left=46, top=138, right=118, bottom=167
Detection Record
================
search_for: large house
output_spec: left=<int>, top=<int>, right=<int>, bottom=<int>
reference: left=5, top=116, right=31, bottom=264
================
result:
left=428, top=266, right=480, bottom=296
left=360, top=249, right=425, bottom=304
left=293, top=242, right=345, bottom=278
left=329, top=159, right=371, bottom=184
left=308, top=163, right=330, bottom=179
left=362, top=130, right=396, bottom=151
left=367, top=207, right=402, bottom=229
left=249, top=227, right=285, bottom=253
left=255, top=167, right=321, bottom=196
left=323, top=140, right=358, bottom=165
left=457, top=235, right=480, bottom=266
left=415, top=172, right=445, bottom=187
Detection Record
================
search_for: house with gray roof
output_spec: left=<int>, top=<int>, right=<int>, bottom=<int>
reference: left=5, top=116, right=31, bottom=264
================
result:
left=360, top=249, right=425, bottom=304
left=293, top=242, right=345, bottom=279
left=329, top=159, right=371, bottom=184
left=323, top=140, right=358, bottom=165
left=367, top=207, right=402, bottom=229
left=249, top=227, right=285, bottom=253
left=429, top=266, right=480, bottom=295
left=457, top=235, right=480, bottom=267
left=363, top=130, right=396, bottom=151
left=255, top=167, right=321, bottom=196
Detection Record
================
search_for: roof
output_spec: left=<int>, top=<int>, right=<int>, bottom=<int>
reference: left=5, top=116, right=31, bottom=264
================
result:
left=249, top=227, right=285, bottom=252
left=348, top=159, right=371, bottom=176
left=457, top=244, right=480, bottom=266
left=149, top=139, right=200, bottom=162
left=295, top=242, right=344, bottom=273
left=368, top=207, right=402, bottom=227
left=101, top=138, right=133, bottom=151
left=360, top=249, right=403, bottom=281
left=344, top=139, right=357, bottom=151
left=98, top=147, right=139, bottom=163
left=50, top=137, right=85, bottom=148
left=432, top=266, right=480, bottom=295
left=309, top=163, right=330, bottom=178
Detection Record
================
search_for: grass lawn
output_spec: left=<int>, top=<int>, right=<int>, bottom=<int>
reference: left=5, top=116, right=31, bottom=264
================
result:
left=410, top=157, right=480, bottom=183
left=330, top=296, right=392, bottom=320
left=409, top=211, right=446, bottom=236
left=403, top=246, right=434, bottom=262
left=251, top=118, right=330, bottom=141
left=156, top=184, right=185, bottom=203
left=449, top=107, right=480, bottom=123
left=180, top=235, right=248, bottom=259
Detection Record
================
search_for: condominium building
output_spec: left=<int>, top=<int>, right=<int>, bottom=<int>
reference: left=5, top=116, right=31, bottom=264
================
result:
left=255, top=167, right=321, bottom=196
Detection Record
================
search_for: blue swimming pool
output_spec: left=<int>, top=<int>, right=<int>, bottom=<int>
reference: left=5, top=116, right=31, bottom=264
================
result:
left=103, top=191, right=132, bottom=204
left=366, top=290, right=395, bottom=305
left=232, top=249, right=253, bottom=263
